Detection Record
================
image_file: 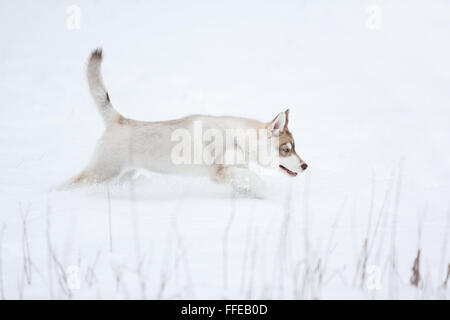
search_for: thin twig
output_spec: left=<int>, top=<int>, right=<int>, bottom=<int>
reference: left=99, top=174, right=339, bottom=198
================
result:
left=223, top=192, right=236, bottom=290
left=0, top=224, right=6, bottom=299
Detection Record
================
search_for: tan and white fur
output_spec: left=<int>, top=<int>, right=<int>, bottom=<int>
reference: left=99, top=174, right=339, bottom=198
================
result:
left=60, top=49, right=308, bottom=198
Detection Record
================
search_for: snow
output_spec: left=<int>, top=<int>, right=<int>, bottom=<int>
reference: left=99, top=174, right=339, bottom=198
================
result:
left=0, top=0, right=449, bottom=299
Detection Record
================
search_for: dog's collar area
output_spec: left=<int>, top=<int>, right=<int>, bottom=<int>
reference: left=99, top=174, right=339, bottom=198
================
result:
left=279, top=165, right=298, bottom=177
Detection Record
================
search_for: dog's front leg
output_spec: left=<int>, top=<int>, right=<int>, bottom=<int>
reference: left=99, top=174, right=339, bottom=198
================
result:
left=210, top=164, right=266, bottom=198
left=230, top=167, right=266, bottom=198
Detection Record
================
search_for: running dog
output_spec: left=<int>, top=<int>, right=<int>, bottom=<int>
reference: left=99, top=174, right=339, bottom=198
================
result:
left=60, top=49, right=308, bottom=198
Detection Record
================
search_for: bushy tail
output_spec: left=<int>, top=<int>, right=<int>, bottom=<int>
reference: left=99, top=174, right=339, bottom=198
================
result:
left=87, top=48, right=121, bottom=126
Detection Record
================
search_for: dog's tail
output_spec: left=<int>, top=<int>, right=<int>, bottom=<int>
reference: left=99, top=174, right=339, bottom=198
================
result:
left=87, top=48, right=122, bottom=126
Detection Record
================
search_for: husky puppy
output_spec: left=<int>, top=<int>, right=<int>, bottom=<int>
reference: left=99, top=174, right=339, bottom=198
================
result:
left=61, top=49, right=307, bottom=197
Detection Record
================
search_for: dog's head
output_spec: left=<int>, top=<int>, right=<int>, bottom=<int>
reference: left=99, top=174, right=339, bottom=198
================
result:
left=267, top=109, right=307, bottom=177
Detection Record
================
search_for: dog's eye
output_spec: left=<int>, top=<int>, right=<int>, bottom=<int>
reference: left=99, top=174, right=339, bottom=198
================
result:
left=282, top=147, right=290, bottom=153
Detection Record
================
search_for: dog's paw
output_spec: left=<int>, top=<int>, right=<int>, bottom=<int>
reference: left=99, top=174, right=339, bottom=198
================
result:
left=231, top=174, right=266, bottom=199
left=249, top=181, right=266, bottom=199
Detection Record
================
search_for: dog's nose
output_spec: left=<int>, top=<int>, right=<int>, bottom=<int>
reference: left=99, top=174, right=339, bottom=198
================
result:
left=301, top=163, right=308, bottom=171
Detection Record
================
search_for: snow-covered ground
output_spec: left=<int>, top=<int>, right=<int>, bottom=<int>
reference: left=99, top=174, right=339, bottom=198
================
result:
left=0, top=0, right=449, bottom=299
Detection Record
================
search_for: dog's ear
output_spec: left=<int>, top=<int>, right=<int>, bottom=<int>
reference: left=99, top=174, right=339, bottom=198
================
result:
left=284, top=108, right=290, bottom=128
left=268, top=112, right=287, bottom=135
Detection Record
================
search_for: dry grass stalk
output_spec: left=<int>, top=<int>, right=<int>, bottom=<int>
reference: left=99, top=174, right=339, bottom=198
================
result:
left=410, top=249, right=421, bottom=287
left=443, top=264, right=449, bottom=288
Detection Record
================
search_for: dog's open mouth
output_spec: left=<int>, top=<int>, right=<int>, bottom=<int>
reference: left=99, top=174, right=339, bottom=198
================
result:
left=279, top=165, right=298, bottom=177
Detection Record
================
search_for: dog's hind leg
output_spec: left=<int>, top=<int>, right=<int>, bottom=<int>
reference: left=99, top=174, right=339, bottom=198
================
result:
left=58, top=166, right=120, bottom=190
left=58, top=137, right=126, bottom=190
left=58, top=164, right=122, bottom=190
